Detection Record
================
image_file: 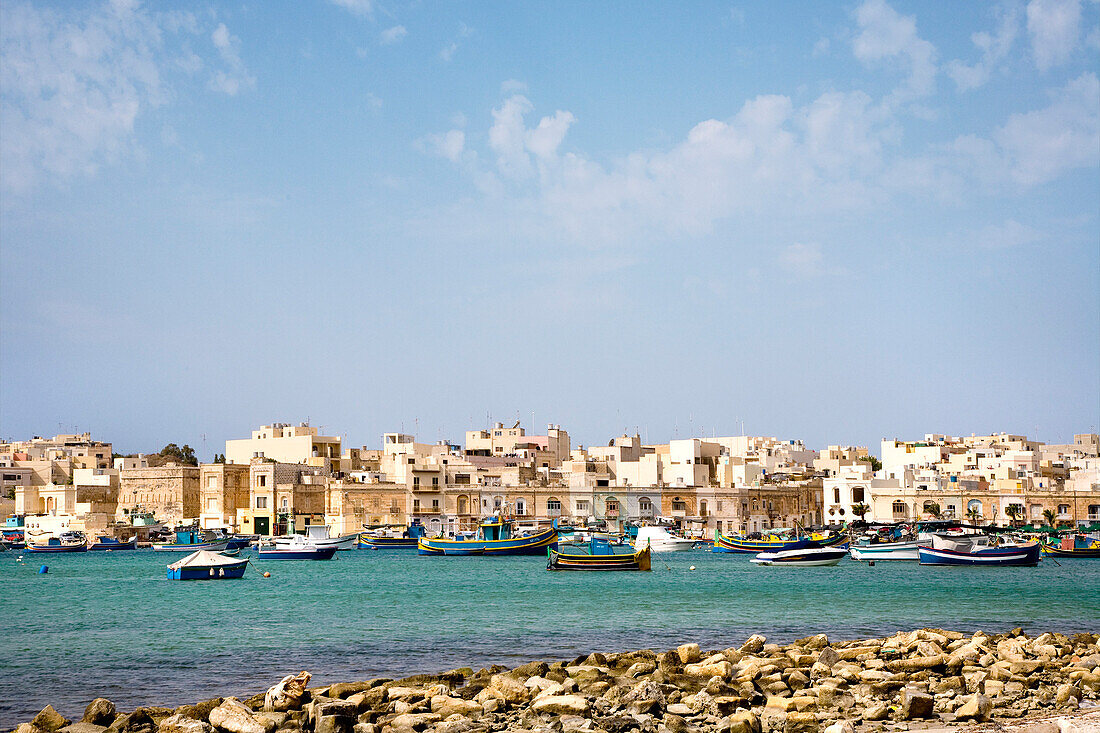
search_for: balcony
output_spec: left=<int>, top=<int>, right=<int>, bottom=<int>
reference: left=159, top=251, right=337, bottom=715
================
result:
left=606, top=510, right=619, bottom=518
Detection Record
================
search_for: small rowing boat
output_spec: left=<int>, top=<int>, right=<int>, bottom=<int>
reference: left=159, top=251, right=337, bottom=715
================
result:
left=167, top=550, right=249, bottom=580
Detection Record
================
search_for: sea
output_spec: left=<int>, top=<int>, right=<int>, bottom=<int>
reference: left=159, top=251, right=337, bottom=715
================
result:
left=2, top=547, right=1098, bottom=726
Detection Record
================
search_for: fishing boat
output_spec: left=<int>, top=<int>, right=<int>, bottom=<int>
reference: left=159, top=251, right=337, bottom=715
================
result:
left=256, top=539, right=337, bottom=561
left=849, top=539, right=919, bottom=561
left=88, top=536, right=137, bottom=551
left=274, top=525, right=359, bottom=551
left=1041, top=534, right=1100, bottom=558
left=418, top=516, right=557, bottom=556
left=359, top=521, right=427, bottom=549
left=632, top=525, right=697, bottom=552
left=25, top=531, right=89, bottom=553
left=918, top=534, right=1041, bottom=566
left=225, top=534, right=259, bottom=551
left=152, top=529, right=230, bottom=552
left=751, top=538, right=847, bottom=566
left=548, top=537, right=651, bottom=571
left=166, top=550, right=249, bottom=580
left=713, top=527, right=848, bottom=553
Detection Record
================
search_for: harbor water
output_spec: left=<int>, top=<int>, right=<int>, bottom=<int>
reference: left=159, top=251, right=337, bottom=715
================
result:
left=2, top=548, right=1098, bottom=726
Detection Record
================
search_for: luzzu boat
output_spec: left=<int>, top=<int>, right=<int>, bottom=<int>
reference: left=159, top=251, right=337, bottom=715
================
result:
left=418, top=516, right=557, bottom=556
left=713, top=527, right=848, bottom=554
left=25, top=531, right=89, bottom=553
left=918, top=534, right=1041, bottom=566
left=1041, top=534, right=1100, bottom=558
left=167, top=550, right=249, bottom=580
left=88, top=536, right=137, bottom=551
left=358, top=521, right=427, bottom=549
left=152, top=529, right=230, bottom=552
left=548, top=536, right=651, bottom=571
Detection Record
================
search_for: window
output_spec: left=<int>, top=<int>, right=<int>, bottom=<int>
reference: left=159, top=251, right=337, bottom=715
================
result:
left=207, top=498, right=216, bottom=510
left=852, top=486, right=865, bottom=503
left=256, top=475, right=267, bottom=488
left=892, top=501, right=907, bottom=516
left=455, top=474, right=470, bottom=485
left=547, top=498, right=562, bottom=516
left=672, top=497, right=687, bottom=511
left=576, top=500, right=589, bottom=513
left=413, top=477, right=420, bottom=487
left=606, top=499, right=619, bottom=516
left=699, top=500, right=708, bottom=516
left=833, top=488, right=841, bottom=503
left=1058, top=504, right=1069, bottom=515
left=207, top=476, right=216, bottom=488
left=432, top=499, right=440, bottom=511
left=639, top=497, right=652, bottom=513
left=515, top=498, right=526, bottom=515
left=413, top=499, right=421, bottom=511
left=256, top=496, right=268, bottom=509
left=457, top=496, right=468, bottom=514
left=967, top=499, right=983, bottom=517
left=432, top=477, right=439, bottom=486
left=282, top=498, right=289, bottom=509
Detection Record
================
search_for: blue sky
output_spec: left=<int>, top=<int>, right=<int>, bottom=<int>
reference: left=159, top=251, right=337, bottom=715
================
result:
left=1, top=0, right=1098, bottom=457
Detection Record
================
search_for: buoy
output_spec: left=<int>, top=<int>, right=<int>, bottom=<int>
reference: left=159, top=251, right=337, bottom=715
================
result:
left=262, top=571, right=271, bottom=578
left=868, top=560, right=875, bottom=566
left=689, top=565, right=696, bottom=571
left=38, top=565, right=49, bottom=574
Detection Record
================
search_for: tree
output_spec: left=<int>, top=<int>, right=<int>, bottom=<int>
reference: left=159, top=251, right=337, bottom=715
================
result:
left=213, top=453, right=226, bottom=464
left=149, top=443, right=198, bottom=467
left=859, top=456, right=883, bottom=472
left=1042, top=508, right=1056, bottom=528
left=966, top=507, right=982, bottom=525
left=852, top=502, right=870, bottom=521
left=924, top=502, right=942, bottom=519
left=1005, top=503, right=1024, bottom=527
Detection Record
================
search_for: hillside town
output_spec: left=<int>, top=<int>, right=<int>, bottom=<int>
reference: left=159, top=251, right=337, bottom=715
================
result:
left=3, top=423, right=1098, bottom=542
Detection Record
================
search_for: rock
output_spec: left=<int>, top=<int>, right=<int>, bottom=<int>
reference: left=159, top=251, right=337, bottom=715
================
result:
left=531, top=694, right=590, bottom=716
left=14, top=724, right=37, bottom=733
left=816, top=649, right=839, bottom=669
left=677, top=643, right=702, bottom=664
left=265, top=672, right=312, bottom=712
left=724, top=710, right=760, bottom=733
left=173, top=700, right=223, bottom=723
left=783, top=712, right=818, bottom=732
left=511, top=660, right=550, bottom=679
left=60, top=724, right=107, bottom=733
left=1010, top=660, right=1043, bottom=675
left=209, top=699, right=274, bottom=733
left=862, top=704, right=888, bottom=721
left=429, top=696, right=481, bottom=719
left=157, top=715, right=213, bottom=733
left=662, top=713, right=688, bottom=733
left=821, top=723, right=853, bottom=733
left=327, top=681, right=373, bottom=700
left=487, top=673, right=529, bottom=704
left=313, top=715, right=352, bottom=733
left=954, top=694, right=993, bottom=722
left=898, top=688, right=934, bottom=719
left=684, top=660, right=733, bottom=679
left=626, top=661, right=656, bottom=678
left=385, top=712, right=439, bottom=732
left=1056, top=683, right=1081, bottom=705
left=742, top=635, right=767, bottom=654
left=885, top=655, right=944, bottom=673
left=83, top=700, right=117, bottom=726
left=621, top=679, right=665, bottom=715
left=35, top=707, right=72, bottom=732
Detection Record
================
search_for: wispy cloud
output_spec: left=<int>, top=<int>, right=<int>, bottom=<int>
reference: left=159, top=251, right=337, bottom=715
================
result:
left=209, top=23, right=255, bottom=96
left=329, top=0, right=372, bottom=18
left=852, top=0, right=938, bottom=108
left=946, top=6, right=1020, bottom=91
left=1027, top=0, right=1082, bottom=71
left=380, top=25, right=406, bottom=45
left=972, top=219, right=1045, bottom=249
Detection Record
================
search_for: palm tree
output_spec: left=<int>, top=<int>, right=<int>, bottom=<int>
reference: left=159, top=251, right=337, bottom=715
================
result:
left=852, top=502, right=870, bottom=521
left=1042, top=508, right=1057, bottom=528
left=924, top=502, right=942, bottom=519
left=966, top=507, right=982, bottom=525
left=1005, top=504, right=1023, bottom=527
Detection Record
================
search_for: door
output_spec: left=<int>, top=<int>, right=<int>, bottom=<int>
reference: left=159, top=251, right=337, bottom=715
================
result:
left=254, top=516, right=270, bottom=536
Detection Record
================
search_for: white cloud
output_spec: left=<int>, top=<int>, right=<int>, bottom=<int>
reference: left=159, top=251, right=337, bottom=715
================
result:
left=329, top=0, right=371, bottom=17
left=779, top=243, right=824, bottom=276
left=208, top=23, right=254, bottom=95
left=488, top=95, right=535, bottom=178
left=424, top=130, right=465, bottom=162
left=853, top=0, right=938, bottom=107
left=973, top=219, right=1045, bottom=249
left=439, top=42, right=458, bottom=62
left=380, top=25, right=406, bottom=45
left=1027, top=0, right=1082, bottom=71
left=946, top=6, right=1019, bottom=91
left=525, top=110, right=575, bottom=160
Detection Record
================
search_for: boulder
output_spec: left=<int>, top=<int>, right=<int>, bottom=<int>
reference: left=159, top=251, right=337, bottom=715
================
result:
left=677, top=643, right=702, bottom=664
left=885, top=655, right=944, bottom=673
left=265, top=672, right=312, bottom=712
left=59, top=724, right=106, bottom=733
left=684, top=660, right=732, bottom=679
left=821, top=722, right=853, bottom=733
left=620, top=679, right=665, bottom=715
left=531, top=695, right=590, bottom=716
left=313, top=715, right=352, bottom=733
left=816, top=649, right=839, bottom=669
left=83, top=700, right=117, bottom=726
left=741, top=635, right=767, bottom=654
left=783, top=712, right=818, bottom=732
left=428, top=696, right=481, bottom=719
left=487, top=673, right=529, bottom=704
left=898, top=688, right=934, bottom=719
left=157, top=715, right=213, bottom=733
left=385, top=712, right=439, bottom=732
left=861, top=704, right=888, bottom=721
left=954, top=694, right=993, bottom=722
left=327, top=681, right=373, bottom=700
left=208, top=699, right=274, bottom=733
left=723, top=710, right=760, bottom=733
left=173, top=700, right=223, bottom=723
left=626, top=661, right=656, bottom=678
left=34, top=706, right=72, bottom=732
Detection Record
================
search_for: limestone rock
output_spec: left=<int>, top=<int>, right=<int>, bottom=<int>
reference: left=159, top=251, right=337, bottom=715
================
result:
left=862, top=704, right=888, bottom=721
left=821, top=722, right=853, bottom=733
left=742, top=635, right=767, bottom=654
left=157, top=715, right=213, bottom=733
left=724, top=710, right=760, bottom=733
left=816, top=649, right=839, bottom=669
left=83, top=700, right=117, bottom=726
left=385, top=712, right=439, bottom=732
left=620, top=679, right=665, bottom=715
left=955, top=693, right=993, bottom=722
left=531, top=694, right=590, bottom=716
left=487, top=674, right=529, bottom=704
left=677, top=643, right=702, bottom=664
left=264, top=672, right=312, bottom=712
left=209, top=699, right=274, bottom=733
left=60, top=723, right=108, bottom=733
left=429, top=696, right=481, bottom=719
left=684, top=660, right=732, bottom=679
left=898, top=688, right=934, bottom=719
left=783, top=711, right=818, bottom=732
left=173, top=700, right=223, bottom=723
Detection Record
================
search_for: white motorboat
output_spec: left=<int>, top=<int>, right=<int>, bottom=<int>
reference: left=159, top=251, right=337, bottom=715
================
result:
left=632, top=526, right=697, bottom=552
left=849, top=539, right=920, bottom=561
left=273, top=525, right=358, bottom=551
left=751, top=545, right=848, bottom=566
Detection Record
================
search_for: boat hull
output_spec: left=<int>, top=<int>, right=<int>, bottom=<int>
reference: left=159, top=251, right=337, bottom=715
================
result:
left=548, top=546, right=651, bottom=571
left=89, top=537, right=137, bottom=551
left=918, top=542, right=1041, bottom=566
left=358, top=535, right=419, bottom=549
left=274, top=534, right=358, bottom=551
left=257, top=546, right=337, bottom=560
left=167, top=560, right=248, bottom=580
left=418, top=527, right=558, bottom=556
left=1041, top=545, right=1100, bottom=558
left=849, top=541, right=919, bottom=561
left=714, top=532, right=848, bottom=554
left=752, top=548, right=847, bottom=566
left=152, top=541, right=230, bottom=552
left=24, top=543, right=88, bottom=553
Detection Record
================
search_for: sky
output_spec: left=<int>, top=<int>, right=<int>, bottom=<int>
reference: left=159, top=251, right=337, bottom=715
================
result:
left=1, top=0, right=1098, bottom=458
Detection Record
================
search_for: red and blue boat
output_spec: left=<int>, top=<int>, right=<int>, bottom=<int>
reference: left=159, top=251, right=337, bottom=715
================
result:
left=89, top=536, right=137, bottom=550
left=25, top=531, right=89, bottom=553
left=167, top=550, right=249, bottom=580
left=1041, top=533, right=1100, bottom=558
left=918, top=534, right=1041, bottom=566
left=418, top=516, right=557, bottom=556
left=358, top=521, right=426, bottom=549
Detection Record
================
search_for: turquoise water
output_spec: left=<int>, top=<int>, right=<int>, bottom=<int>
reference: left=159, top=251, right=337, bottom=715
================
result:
left=2, top=548, right=1098, bottom=726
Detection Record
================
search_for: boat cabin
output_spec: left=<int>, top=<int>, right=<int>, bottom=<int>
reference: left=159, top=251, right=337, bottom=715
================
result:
left=477, top=516, right=514, bottom=541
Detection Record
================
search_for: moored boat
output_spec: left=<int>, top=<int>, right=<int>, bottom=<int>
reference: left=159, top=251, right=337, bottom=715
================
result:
left=167, top=550, right=249, bottom=580
left=225, top=534, right=259, bottom=551
left=418, top=516, right=557, bottom=556
left=88, top=536, right=137, bottom=551
left=632, top=526, right=697, bottom=553
left=918, top=534, right=1041, bottom=566
left=152, top=529, right=230, bottom=552
left=274, top=525, right=358, bottom=551
left=256, top=541, right=337, bottom=561
left=849, top=539, right=920, bottom=561
left=751, top=539, right=847, bottom=566
left=548, top=537, right=651, bottom=571
left=358, top=521, right=427, bottom=549
left=714, top=527, right=847, bottom=554
left=25, top=531, right=89, bottom=553
left=1041, top=534, right=1100, bottom=558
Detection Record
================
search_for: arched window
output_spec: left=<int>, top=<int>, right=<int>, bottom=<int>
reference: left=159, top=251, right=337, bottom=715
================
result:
left=281, top=497, right=289, bottom=509
left=457, top=495, right=468, bottom=514
left=515, top=498, right=527, bottom=516
left=967, top=499, right=983, bottom=517
left=892, top=501, right=908, bottom=517
left=852, top=486, right=865, bottom=503
left=546, top=497, right=561, bottom=516
left=639, top=497, right=652, bottom=513
left=699, top=500, right=708, bottom=516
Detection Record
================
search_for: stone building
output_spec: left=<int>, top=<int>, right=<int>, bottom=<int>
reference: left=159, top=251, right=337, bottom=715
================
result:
left=118, top=465, right=200, bottom=526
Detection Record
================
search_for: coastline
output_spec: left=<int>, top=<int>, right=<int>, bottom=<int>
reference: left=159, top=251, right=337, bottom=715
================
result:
left=17, top=628, right=1099, bottom=733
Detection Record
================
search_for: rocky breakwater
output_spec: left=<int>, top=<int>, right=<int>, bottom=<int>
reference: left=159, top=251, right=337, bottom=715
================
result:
left=15, top=629, right=1100, bottom=733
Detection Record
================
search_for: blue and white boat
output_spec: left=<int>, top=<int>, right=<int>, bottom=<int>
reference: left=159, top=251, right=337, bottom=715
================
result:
left=751, top=538, right=847, bottom=566
left=358, top=521, right=427, bottom=549
left=418, top=516, right=558, bottom=556
left=88, top=536, right=137, bottom=551
left=257, top=536, right=337, bottom=560
left=152, top=529, right=229, bottom=552
left=167, top=550, right=249, bottom=580
left=25, top=531, right=89, bottom=553
left=918, top=534, right=1041, bottom=566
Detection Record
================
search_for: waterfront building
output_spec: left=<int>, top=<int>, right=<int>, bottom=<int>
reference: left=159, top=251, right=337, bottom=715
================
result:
left=197, top=462, right=251, bottom=529
left=118, top=464, right=200, bottom=526
left=225, top=423, right=342, bottom=473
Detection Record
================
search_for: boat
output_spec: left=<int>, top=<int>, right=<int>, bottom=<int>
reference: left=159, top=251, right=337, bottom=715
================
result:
left=713, top=527, right=848, bottom=553
left=359, top=521, right=427, bottom=549
left=417, top=516, right=558, bottom=556
left=274, top=525, right=358, bottom=551
left=918, top=534, right=1041, bottom=566
left=849, top=539, right=919, bottom=561
left=25, top=531, right=89, bottom=553
left=167, top=550, right=249, bottom=580
left=88, top=536, right=137, bottom=551
left=632, top=525, right=697, bottom=552
left=751, top=543, right=848, bottom=566
left=256, top=538, right=337, bottom=561
left=548, top=537, right=652, bottom=571
left=152, top=529, right=230, bottom=552
left=225, top=534, right=259, bottom=551
left=1041, top=534, right=1100, bottom=558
